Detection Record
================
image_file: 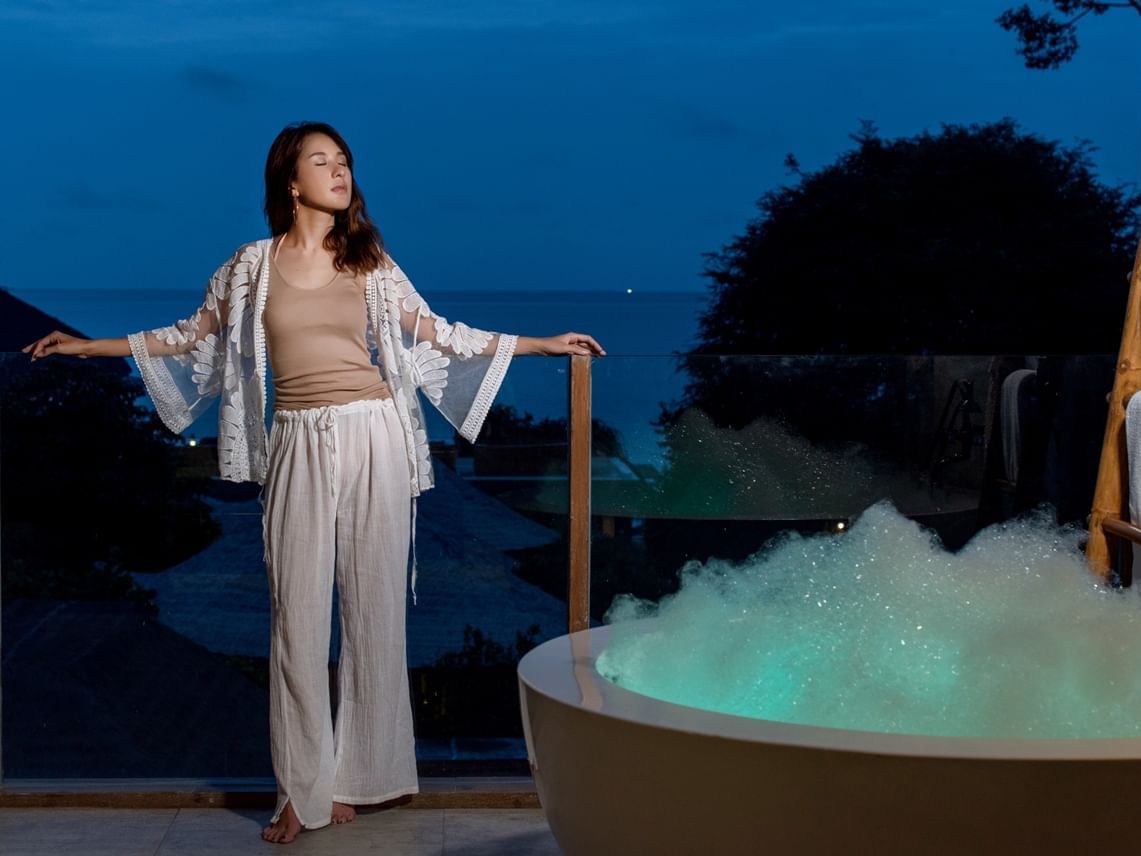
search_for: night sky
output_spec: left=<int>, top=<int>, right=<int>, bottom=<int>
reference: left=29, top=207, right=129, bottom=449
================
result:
left=1, top=1, right=1137, bottom=296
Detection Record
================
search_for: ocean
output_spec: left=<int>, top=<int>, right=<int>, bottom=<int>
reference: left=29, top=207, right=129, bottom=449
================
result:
left=12, top=288, right=708, bottom=467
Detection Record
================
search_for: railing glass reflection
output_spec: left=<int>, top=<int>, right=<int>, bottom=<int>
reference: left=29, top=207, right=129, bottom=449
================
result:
left=0, top=350, right=1115, bottom=779
left=582, top=354, right=1115, bottom=624
left=0, top=349, right=569, bottom=778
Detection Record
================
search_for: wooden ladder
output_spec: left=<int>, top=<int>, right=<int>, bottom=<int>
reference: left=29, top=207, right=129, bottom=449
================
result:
left=1087, top=231, right=1141, bottom=578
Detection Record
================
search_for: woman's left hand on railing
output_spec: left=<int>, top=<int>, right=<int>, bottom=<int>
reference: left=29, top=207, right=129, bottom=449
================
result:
left=518, top=333, right=606, bottom=357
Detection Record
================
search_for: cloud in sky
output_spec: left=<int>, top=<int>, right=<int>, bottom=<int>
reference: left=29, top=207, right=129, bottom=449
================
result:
left=58, top=182, right=162, bottom=212
left=668, top=102, right=748, bottom=143
left=182, top=65, right=248, bottom=101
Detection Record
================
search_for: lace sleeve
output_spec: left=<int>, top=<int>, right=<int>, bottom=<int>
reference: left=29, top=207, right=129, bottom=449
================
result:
left=392, top=265, right=509, bottom=360
left=127, top=243, right=255, bottom=433
left=385, top=256, right=517, bottom=442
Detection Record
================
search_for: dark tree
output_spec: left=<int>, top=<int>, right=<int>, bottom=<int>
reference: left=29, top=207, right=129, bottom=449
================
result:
left=651, top=120, right=1137, bottom=518
left=1, top=355, right=219, bottom=603
left=997, top=1, right=1140, bottom=69
left=693, top=119, right=1137, bottom=360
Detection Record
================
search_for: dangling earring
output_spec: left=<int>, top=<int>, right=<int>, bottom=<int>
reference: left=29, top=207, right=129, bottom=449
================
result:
left=291, top=190, right=299, bottom=221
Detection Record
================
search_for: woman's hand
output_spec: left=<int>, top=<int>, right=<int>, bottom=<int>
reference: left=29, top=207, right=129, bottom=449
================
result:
left=525, top=333, right=607, bottom=357
left=23, top=331, right=92, bottom=361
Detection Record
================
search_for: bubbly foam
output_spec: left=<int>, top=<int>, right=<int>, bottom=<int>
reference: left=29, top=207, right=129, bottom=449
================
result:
left=597, top=502, right=1141, bottom=739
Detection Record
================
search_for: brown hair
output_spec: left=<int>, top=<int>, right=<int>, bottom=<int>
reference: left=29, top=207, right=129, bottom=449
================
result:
left=263, top=122, right=386, bottom=274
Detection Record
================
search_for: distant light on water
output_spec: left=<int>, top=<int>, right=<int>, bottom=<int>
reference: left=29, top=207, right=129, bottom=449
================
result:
left=626, top=288, right=633, bottom=294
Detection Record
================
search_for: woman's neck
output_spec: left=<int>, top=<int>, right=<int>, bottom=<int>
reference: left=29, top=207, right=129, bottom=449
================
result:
left=282, top=210, right=335, bottom=255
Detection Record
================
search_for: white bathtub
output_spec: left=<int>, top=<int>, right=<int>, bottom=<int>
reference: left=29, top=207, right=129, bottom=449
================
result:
left=518, top=623, right=1141, bottom=855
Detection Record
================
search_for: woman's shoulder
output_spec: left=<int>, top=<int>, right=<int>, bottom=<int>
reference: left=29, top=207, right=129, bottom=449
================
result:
left=205, top=241, right=268, bottom=292
left=233, top=238, right=270, bottom=259
left=371, top=248, right=397, bottom=274
left=208, top=239, right=267, bottom=270
left=374, top=250, right=411, bottom=283
left=221, top=239, right=273, bottom=276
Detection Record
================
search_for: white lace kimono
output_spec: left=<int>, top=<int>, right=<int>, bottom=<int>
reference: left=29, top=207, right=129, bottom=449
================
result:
left=127, top=238, right=517, bottom=600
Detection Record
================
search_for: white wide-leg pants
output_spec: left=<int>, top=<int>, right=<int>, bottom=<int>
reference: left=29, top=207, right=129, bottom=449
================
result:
left=262, top=397, right=418, bottom=829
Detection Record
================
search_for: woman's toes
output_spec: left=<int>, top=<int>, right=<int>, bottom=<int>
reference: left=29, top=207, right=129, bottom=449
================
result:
left=262, top=816, right=300, bottom=844
left=331, top=801, right=356, bottom=824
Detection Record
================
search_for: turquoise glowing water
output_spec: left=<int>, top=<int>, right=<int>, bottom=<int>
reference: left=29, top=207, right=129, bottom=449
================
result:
left=597, top=503, right=1141, bottom=739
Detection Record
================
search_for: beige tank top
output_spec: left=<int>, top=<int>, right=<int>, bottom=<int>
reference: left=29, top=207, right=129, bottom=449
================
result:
left=264, top=249, right=391, bottom=412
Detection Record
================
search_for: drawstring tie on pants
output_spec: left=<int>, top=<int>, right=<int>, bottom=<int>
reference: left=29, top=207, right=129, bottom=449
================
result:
left=314, top=407, right=339, bottom=496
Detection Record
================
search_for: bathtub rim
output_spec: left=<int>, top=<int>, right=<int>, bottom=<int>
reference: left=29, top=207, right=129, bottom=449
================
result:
left=518, top=622, right=1141, bottom=762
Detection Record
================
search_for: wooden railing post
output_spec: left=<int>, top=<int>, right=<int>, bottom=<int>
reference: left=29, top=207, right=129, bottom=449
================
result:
left=568, top=355, right=592, bottom=632
left=1089, top=233, right=1141, bottom=577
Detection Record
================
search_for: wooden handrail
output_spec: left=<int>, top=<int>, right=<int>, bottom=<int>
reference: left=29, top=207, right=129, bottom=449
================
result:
left=1088, top=231, right=1141, bottom=577
left=1102, top=517, right=1141, bottom=547
left=567, top=355, right=592, bottom=632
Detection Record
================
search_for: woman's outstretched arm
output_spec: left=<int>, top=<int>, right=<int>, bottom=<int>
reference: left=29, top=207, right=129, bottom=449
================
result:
left=24, top=241, right=258, bottom=365
left=23, top=310, right=226, bottom=361
left=386, top=256, right=605, bottom=359
left=25, top=243, right=255, bottom=437
left=22, top=332, right=131, bottom=360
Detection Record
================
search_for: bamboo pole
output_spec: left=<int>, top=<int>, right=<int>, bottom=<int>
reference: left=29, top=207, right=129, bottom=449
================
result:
left=567, top=355, right=592, bottom=632
left=1087, top=232, right=1141, bottom=577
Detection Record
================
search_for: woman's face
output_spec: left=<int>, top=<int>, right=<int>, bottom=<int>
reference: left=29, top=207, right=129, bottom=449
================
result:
left=291, top=132, right=352, bottom=214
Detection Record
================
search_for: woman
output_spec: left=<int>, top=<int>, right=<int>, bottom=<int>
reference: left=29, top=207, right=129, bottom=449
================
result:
left=24, top=121, right=605, bottom=845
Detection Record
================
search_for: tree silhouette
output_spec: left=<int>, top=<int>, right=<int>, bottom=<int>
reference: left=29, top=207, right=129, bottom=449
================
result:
left=692, top=119, right=1137, bottom=361
left=1, top=355, right=219, bottom=603
left=997, top=1, right=1140, bottom=69
left=655, top=119, right=1137, bottom=475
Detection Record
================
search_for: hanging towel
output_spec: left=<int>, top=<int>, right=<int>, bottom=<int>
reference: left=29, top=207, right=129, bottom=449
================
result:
left=1000, top=369, right=1037, bottom=485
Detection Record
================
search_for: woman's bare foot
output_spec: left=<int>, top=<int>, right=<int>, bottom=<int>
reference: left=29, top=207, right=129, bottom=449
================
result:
left=262, top=800, right=302, bottom=844
left=331, top=801, right=356, bottom=824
